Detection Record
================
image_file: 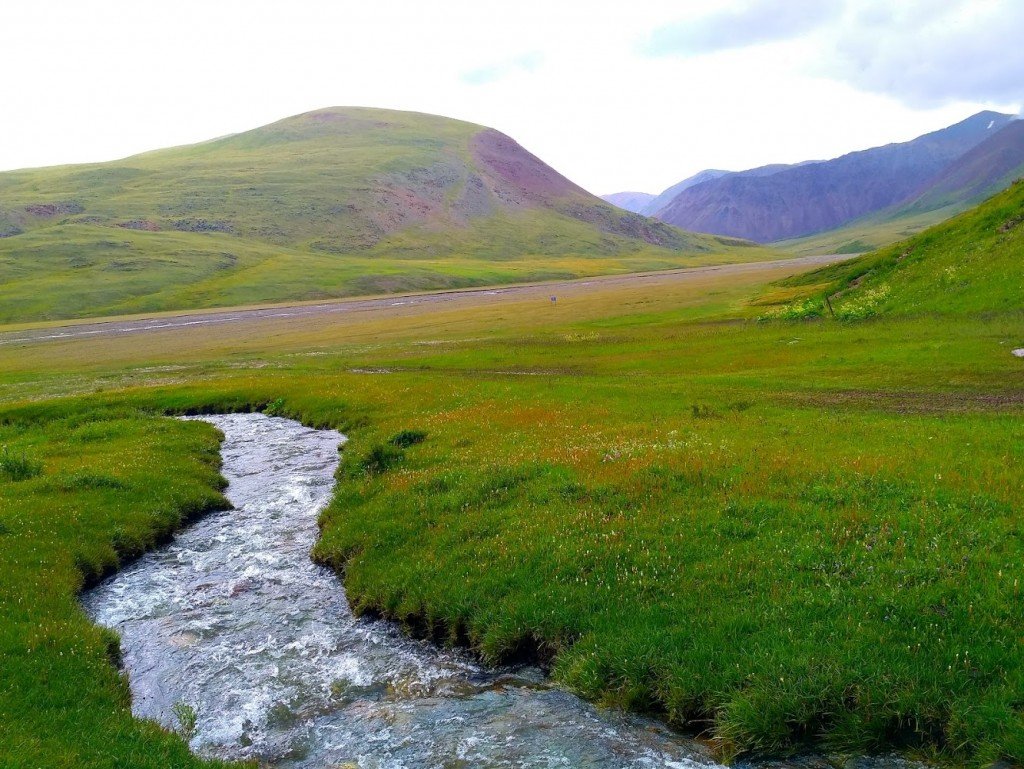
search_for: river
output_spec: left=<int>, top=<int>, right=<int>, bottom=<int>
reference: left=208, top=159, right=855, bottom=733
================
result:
left=82, top=413, right=722, bottom=768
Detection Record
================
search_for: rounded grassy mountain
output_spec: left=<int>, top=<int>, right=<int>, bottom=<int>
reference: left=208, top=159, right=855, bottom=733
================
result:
left=0, top=107, right=760, bottom=323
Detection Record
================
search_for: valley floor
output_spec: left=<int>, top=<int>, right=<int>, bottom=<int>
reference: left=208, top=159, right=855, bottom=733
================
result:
left=0, top=253, right=847, bottom=346
left=1, top=256, right=1022, bottom=767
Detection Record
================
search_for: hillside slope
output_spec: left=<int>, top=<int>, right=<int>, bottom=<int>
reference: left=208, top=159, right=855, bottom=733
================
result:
left=641, top=169, right=731, bottom=215
left=901, top=118, right=1024, bottom=215
left=656, top=111, right=1015, bottom=242
left=773, top=121, right=1024, bottom=257
left=774, top=178, right=1024, bottom=318
left=0, top=107, right=758, bottom=324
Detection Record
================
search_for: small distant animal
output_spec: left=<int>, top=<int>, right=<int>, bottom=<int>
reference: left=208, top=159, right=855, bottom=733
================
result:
left=550, top=295, right=557, bottom=303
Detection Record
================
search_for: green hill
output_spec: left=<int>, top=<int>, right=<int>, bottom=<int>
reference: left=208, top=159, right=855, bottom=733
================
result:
left=770, top=178, right=1024, bottom=319
left=0, top=107, right=760, bottom=324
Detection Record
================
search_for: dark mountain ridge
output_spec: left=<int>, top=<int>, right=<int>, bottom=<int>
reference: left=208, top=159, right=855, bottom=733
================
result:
left=654, top=111, right=1016, bottom=242
left=900, top=118, right=1024, bottom=214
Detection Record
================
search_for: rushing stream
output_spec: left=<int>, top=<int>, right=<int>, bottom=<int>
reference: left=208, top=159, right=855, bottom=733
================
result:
left=82, top=413, right=722, bottom=768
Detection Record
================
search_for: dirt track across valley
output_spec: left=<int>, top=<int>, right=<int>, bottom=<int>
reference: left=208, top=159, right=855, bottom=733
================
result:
left=0, top=254, right=852, bottom=347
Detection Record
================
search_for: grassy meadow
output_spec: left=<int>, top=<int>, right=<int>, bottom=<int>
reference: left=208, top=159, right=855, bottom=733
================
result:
left=1, top=182, right=1023, bottom=767
left=0, top=219, right=771, bottom=325
left=775, top=206, right=957, bottom=257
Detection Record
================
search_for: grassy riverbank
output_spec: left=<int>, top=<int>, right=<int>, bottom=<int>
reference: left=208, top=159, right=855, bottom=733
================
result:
left=0, top=404, right=243, bottom=768
left=0, top=185, right=1022, bottom=765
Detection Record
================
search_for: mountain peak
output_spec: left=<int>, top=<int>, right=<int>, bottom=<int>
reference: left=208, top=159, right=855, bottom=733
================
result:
left=653, top=111, right=1021, bottom=242
left=913, top=110, right=1015, bottom=146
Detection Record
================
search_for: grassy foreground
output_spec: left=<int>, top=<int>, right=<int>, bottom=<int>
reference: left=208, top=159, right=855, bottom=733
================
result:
left=0, top=189, right=1022, bottom=765
left=0, top=405, right=240, bottom=768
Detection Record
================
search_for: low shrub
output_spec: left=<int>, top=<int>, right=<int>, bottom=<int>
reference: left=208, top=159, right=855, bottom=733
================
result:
left=390, top=429, right=427, bottom=448
left=263, top=397, right=286, bottom=416
left=352, top=443, right=405, bottom=477
left=691, top=404, right=720, bottom=419
left=172, top=702, right=197, bottom=742
left=758, top=297, right=824, bottom=321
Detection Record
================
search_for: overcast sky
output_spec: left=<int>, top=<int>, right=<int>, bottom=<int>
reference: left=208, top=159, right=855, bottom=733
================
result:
left=3, top=0, right=1021, bottom=195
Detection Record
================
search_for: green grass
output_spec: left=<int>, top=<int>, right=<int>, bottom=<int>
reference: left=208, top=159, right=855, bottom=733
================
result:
left=0, top=218, right=771, bottom=324
left=0, top=404, right=243, bottom=768
left=0, top=185, right=1021, bottom=766
left=0, top=445, right=42, bottom=481
left=775, top=167, right=1024, bottom=259
left=775, top=206, right=957, bottom=257
left=0, top=107, right=769, bottom=323
left=773, top=179, right=1024, bottom=318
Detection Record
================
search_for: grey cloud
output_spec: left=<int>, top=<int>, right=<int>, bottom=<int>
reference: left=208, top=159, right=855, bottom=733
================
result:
left=642, top=0, right=845, bottom=57
left=824, top=0, right=1024, bottom=107
left=640, top=0, right=1022, bottom=109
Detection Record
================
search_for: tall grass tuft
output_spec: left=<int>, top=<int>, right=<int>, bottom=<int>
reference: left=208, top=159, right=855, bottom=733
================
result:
left=0, top=446, right=42, bottom=481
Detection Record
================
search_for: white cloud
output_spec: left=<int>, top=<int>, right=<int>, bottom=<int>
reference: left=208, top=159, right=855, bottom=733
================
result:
left=462, top=53, right=544, bottom=86
left=641, top=0, right=844, bottom=56
left=0, top=0, right=1019, bottom=195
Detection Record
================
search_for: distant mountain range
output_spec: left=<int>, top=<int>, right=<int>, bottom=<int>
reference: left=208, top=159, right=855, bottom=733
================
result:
left=601, top=191, right=656, bottom=213
left=639, top=170, right=730, bottom=217
left=603, top=111, right=1024, bottom=244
